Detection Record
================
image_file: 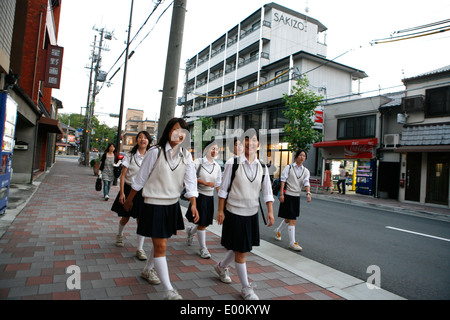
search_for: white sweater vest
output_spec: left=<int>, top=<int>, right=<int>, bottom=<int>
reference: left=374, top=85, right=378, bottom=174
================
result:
left=124, top=152, right=142, bottom=185
left=142, top=148, right=187, bottom=205
left=195, top=159, right=220, bottom=197
left=285, top=165, right=309, bottom=197
left=226, top=163, right=263, bottom=216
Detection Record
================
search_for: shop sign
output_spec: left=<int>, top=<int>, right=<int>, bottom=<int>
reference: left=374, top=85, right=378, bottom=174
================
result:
left=344, top=145, right=373, bottom=159
left=44, top=45, right=64, bottom=89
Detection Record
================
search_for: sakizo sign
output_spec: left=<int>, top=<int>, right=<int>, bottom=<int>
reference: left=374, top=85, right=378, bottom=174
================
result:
left=273, top=12, right=306, bottom=31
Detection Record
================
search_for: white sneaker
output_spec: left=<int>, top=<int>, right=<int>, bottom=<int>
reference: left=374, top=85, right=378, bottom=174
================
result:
left=141, top=268, right=161, bottom=285
left=274, top=230, right=282, bottom=241
left=115, top=235, right=124, bottom=247
left=214, top=263, right=232, bottom=284
left=241, top=284, right=259, bottom=300
left=136, top=249, right=147, bottom=260
left=186, top=226, right=194, bottom=246
left=199, top=247, right=211, bottom=259
left=289, top=242, right=303, bottom=251
left=164, top=289, right=182, bottom=300
left=104, top=195, right=109, bottom=201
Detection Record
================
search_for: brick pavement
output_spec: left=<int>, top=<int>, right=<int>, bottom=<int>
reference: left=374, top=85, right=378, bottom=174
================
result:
left=0, top=158, right=344, bottom=301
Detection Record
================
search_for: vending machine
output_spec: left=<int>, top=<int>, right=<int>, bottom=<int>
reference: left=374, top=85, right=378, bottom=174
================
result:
left=0, top=93, right=17, bottom=215
left=355, top=159, right=375, bottom=195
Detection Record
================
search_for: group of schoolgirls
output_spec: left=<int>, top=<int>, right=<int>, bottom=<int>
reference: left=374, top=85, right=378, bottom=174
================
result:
left=110, top=117, right=311, bottom=301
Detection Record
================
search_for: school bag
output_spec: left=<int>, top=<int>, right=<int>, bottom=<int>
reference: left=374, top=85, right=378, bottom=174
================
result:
left=271, top=165, right=291, bottom=196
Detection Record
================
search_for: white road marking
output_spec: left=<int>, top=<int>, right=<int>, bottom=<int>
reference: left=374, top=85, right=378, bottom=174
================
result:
left=386, top=226, right=450, bottom=242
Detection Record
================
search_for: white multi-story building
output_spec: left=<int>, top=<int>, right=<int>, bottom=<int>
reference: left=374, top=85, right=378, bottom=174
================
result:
left=183, top=2, right=367, bottom=176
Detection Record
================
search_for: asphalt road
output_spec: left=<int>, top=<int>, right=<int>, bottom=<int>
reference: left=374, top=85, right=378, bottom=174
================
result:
left=258, top=196, right=450, bottom=300
left=182, top=192, right=450, bottom=300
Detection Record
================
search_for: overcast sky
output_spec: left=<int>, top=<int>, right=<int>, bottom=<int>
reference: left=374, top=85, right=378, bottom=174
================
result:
left=52, top=0, right=450, bottom=128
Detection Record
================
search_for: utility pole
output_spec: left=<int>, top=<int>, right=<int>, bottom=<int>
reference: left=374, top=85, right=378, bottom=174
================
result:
left=85, top=28, right=105, bottom=165
left=82, top=27, right=112, bottom=165
left=117, top=0, right=134, bottom=151
left=158, top=0, right=187, bottom=139
left=82, top=35, right=96, bottom=164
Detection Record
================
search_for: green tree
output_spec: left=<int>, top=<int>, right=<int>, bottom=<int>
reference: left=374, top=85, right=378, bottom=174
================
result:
left=193, top=116, right=214, bottom=151
left=58, top=113, right=117, bottom=152
left=282, top=75, right=323, bottom=152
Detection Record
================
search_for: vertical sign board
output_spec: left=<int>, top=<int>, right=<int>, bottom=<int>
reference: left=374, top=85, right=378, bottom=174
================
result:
left=44, top=45, right=64, bottom=89
left=0, top=93, right=17, bottom=214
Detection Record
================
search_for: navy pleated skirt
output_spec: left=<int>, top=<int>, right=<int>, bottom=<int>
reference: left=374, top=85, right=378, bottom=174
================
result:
left=185, top=193, right=214, bottom=226
left=278, top=194, right=300, bottom=219
left=111, top=183, right=144, bottom=219
left=221, top=209, right=259, bottom=253
left=137, top=202, right=184, bottom=238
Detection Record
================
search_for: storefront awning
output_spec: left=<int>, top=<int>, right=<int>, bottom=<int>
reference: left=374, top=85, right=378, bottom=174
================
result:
left=313, top=138, right=378, bottom=148
left=38, top=117, right=64, bottom=135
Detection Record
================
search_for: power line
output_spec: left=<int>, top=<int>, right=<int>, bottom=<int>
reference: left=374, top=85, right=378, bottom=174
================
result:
left=106, top=1, right=173, bottom=82
left=371, top=19, right=450, bottom=45
left=393, top=18, right=450, bottom=35
left=105, top=0, right=165, bottom=77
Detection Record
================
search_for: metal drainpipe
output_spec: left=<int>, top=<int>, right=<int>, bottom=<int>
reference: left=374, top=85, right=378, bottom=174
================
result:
left=32, top=10, right=43, bottom=103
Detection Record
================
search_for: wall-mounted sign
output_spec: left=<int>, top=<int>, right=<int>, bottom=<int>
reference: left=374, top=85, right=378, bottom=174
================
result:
left=344, top=145, right=373, bottom=159
left=44, top=45, right=64, bottom=89
left=273, top=12, right=306, bottom=31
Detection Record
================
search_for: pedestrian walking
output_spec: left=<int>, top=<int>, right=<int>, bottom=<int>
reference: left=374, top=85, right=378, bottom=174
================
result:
left=99, top=143, right=119, bottom=200
left=323, top=163, right=333, bottom=193
left=274, top=149, right=311, bottom=251
left=215, top=129, right=274, bottom=300
left=123, top=118, right=199, bottom=300
left=338, top=164, right=347, bottom=194
left=111, top=131, right=152, bottom=260
left=186, top=139, right=222, bottom=259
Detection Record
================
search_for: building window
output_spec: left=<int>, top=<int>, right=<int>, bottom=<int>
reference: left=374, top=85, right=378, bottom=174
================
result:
left=337, top=115, right=376, bottom=139
left=244, top=111, right=262, bottom=131
left=426, top=86, right=450, bottom=117
left=268, top=107, right=289, bottom=129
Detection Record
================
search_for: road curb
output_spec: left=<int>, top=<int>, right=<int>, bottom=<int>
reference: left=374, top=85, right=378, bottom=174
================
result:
left=180, top=206, right=405, bottom=300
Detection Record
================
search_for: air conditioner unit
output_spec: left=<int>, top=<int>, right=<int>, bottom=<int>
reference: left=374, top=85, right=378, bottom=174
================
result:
left=384, top=134, right=400, bottom=147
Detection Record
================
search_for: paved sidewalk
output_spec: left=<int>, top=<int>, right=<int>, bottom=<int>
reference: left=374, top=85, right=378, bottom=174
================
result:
left=0, top=158, right=350, bottom=301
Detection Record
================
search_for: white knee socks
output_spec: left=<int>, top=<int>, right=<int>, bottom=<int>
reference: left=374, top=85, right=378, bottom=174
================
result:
left=235, top=262, right=249, bottom=288
left=154, top=256, right=173, bottom=291
left=288, top=226, right=296, bottom=245
left=197, top=230, right=206, bottom=249
left=220, top=250, right=235, bottom=268
left=118, top=223, right=125, bottom=236
left=276, top=220, right=289, bottom=233
left=137, top=235, right=145, bottom=251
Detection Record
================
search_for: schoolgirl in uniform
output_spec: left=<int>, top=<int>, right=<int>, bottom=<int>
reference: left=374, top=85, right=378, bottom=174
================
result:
left=111, top=131, right=152, bottom=260
left=274, top=149, right=311, bottom=251
left=186, top=139, right=222, bottom=259
left=123, top=118, right=198, bottom=300
left=215, top=129, right=274, bottom=300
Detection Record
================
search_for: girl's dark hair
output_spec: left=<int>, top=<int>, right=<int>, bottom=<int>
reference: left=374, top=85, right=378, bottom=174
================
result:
left=157, top=117, right=189, bottom=160
left=295, top=149, right=307, bottom=160
left=241, top=128, right=259, bottom=141
left=203, top=138, right=218, bottom=156
left=104, top=143, right=118, bottom=155
left=204, top=138, right=217, bottom=151
left=130, top=131, right=153, bottom=155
